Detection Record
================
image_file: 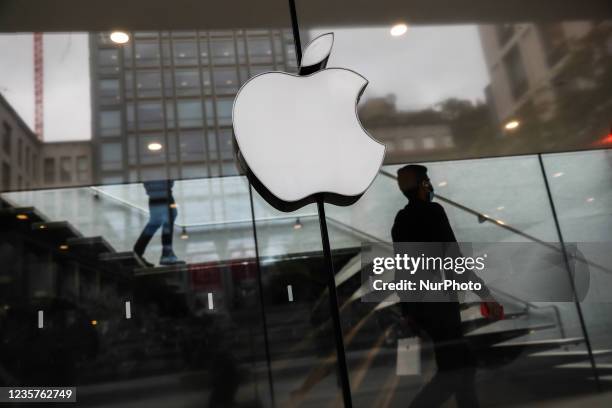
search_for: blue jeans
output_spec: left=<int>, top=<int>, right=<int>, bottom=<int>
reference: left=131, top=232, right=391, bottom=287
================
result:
left=134, top=199, right=177, bottom=256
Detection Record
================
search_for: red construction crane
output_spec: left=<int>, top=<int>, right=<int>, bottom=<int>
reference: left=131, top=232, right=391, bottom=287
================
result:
left=33, top=32, right=43, bottom=140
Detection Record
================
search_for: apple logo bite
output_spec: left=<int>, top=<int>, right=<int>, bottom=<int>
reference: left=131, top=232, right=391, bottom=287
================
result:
left=232, top=33, right=386, bottom=212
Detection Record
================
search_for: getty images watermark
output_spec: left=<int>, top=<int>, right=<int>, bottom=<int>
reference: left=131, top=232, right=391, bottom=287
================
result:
left=360, top=242, right=604, bottom=303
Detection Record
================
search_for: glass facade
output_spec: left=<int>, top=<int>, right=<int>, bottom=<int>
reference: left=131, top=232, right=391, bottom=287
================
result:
left=0, top=1, right=611, bottom=407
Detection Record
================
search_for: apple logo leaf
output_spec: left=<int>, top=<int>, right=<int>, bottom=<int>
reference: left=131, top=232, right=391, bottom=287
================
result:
left=299, top=33, right=334, bottom=75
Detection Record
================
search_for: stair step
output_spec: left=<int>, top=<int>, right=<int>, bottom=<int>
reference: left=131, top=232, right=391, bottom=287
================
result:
left=67, top=236, right=114, bottom=256
left=493, top=337, right=584, bottom=350
left=31, top=220, right=83, bottom=242
left=462, top=311, right=527, bottom=333
left=532, top=349, right=612, bottom=358
left=467, top=323, right=557, bottom=348
left=0, top=206, right=46, bottom=225
left=99, top=251, right=145, bottom=268
left=134, top=264, right=189, bottom=276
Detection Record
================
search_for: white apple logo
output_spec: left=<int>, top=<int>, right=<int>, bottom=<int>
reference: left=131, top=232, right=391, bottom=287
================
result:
left=232, top=33, right=385, bottom=212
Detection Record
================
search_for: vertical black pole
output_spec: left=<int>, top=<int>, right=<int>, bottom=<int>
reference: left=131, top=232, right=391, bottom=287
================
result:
left=317, top=197, right=353, bottom=407
left=538, top=154, right=600, bottom=391
left=248, top=184, right=277, bottom=407
left=286, top=3, right=351, bottom=404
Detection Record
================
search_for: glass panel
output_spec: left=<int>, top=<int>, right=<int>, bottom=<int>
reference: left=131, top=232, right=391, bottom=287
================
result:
left=248, top=36, right=274, bottom=64
left=297, top=11, right=612, bottom=162
left=99, top=110, right=121, bottom=136
left=179, top=130, right=206, bottom=162
left=135, top=70, right=162, bottom=98
left=173, top=39, right=198, bottom=66
left=134, top=41, right=160, bottom=67
left=177, top=99, right=203, bottom=128
left=174, top=69, right=202, bottom=96
left=137, top=101, right=164, bottom=130
left=211, top=38, right=236, bottom=65
left=543, top=148, right=612, bottom=387
left=213, top=67, right=239, bottom=94
left=100, top=142, right=122, bottom=170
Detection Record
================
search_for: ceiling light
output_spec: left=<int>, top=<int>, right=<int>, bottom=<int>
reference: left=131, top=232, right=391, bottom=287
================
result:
left=110, top=31, right=130, bottom=44
left=16, top=214, right=29, bottom=220
left=59, top=244, right=69, bottom=250
left=148, top=142, right=163, bottom=151
left=504, top=120, right=520, bottom=130
left=293, top=218, right=303, bottom=230
left=438, top=181, right=447, bottom=187
left=91, top=320, right=98, bottom=326
left=390, top=23, right=408, bottom=37
left=586, top=197, right=595, bottom=203
left=496, top=206, right=505, bottom=211
left=553, top=172, right=564, bottom=178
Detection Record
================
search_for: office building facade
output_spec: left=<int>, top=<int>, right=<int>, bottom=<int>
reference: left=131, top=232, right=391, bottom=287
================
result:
left=90, top=29, right=297, bottom=184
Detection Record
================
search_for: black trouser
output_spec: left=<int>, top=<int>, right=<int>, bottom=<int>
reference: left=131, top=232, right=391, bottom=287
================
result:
left=402, top=302, right=480, bottom=408
left=134, top=199, right=177, bottom=257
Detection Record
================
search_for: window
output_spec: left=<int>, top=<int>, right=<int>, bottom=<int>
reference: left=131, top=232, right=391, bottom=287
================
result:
left=211, top=39, right=235, bottom=65
left=248, top=37, right=273, bottom=64
left=175, top=69, right=202, bottom=96
left=2, top=121, right=11, bottom=155
left=97, top=49, right=120, bottom=74
left=100, top=111, right=121, bottom=136
left=213, top=67, right=239, bottom=94
left=101, top=143, right=123, bottom=170
left=207, top=130, right=218, bottom=160
left=60, top=157, right=72, bottom=182
left=2, top=162, right=10, bottom=191
left=17, top=138, right=22, bottom=166
left=43, top=157, right=55, bottom=184
left=137, top=102, right=164, bottom=130
left=218, top=128, right=234, bottom=160
left=32, top=153, right=38, bottom=178
left=402, top=138, right=416, bottom=151
left=216, top=98, right=233, bottom=126
left=173, top=40, right=198, bottom=66
left=76, top=156, right=88, bottom=182
left=180, top=131, right=205, bottom=162
left=134, top=41, right=160, bottom=66
left=422, top=137, right=436, bottom=150
left=99, top=79, right=120, bottom=105
left=136, top=70, right=162, bottom=98
left=25, top=146, right=30, bottom=174
left=177, top=100, right=203, bottom=128
left=504, top=45, right=529, bottom=100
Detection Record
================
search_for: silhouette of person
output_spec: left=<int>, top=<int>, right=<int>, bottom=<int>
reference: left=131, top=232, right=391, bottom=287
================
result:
left=391, top=164, right=503, bottom=408
left=134, top=180, right=185, bottom=267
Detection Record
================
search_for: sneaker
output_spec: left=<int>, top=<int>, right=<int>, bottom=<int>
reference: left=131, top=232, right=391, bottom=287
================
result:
left=160, top=253, right=186, bottom=266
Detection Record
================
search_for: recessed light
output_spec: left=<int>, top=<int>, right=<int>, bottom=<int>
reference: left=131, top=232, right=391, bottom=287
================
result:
left=553, top=172, right=564, bottom=178
left=504, top=120, right=520, bottom=130
left=390, top=23, right=408, bottom=37
left=148, top=142, right=163, bottom=151
left=496, top=206, right=505, bottom=211
left=293, top=218, right=303, bottom=230
left=110, top=31, right=130, bottom=44
left=59, top=244, right=69, bottom=250
left=586, top=197, right=595, bottom=203
left=438, top=181, right=447, bottom=187
left=16, top=214, right=29, bottom=220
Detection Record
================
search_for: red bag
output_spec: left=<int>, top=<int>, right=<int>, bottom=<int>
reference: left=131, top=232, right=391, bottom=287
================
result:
left=480, top=302, right=504, bottom=320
